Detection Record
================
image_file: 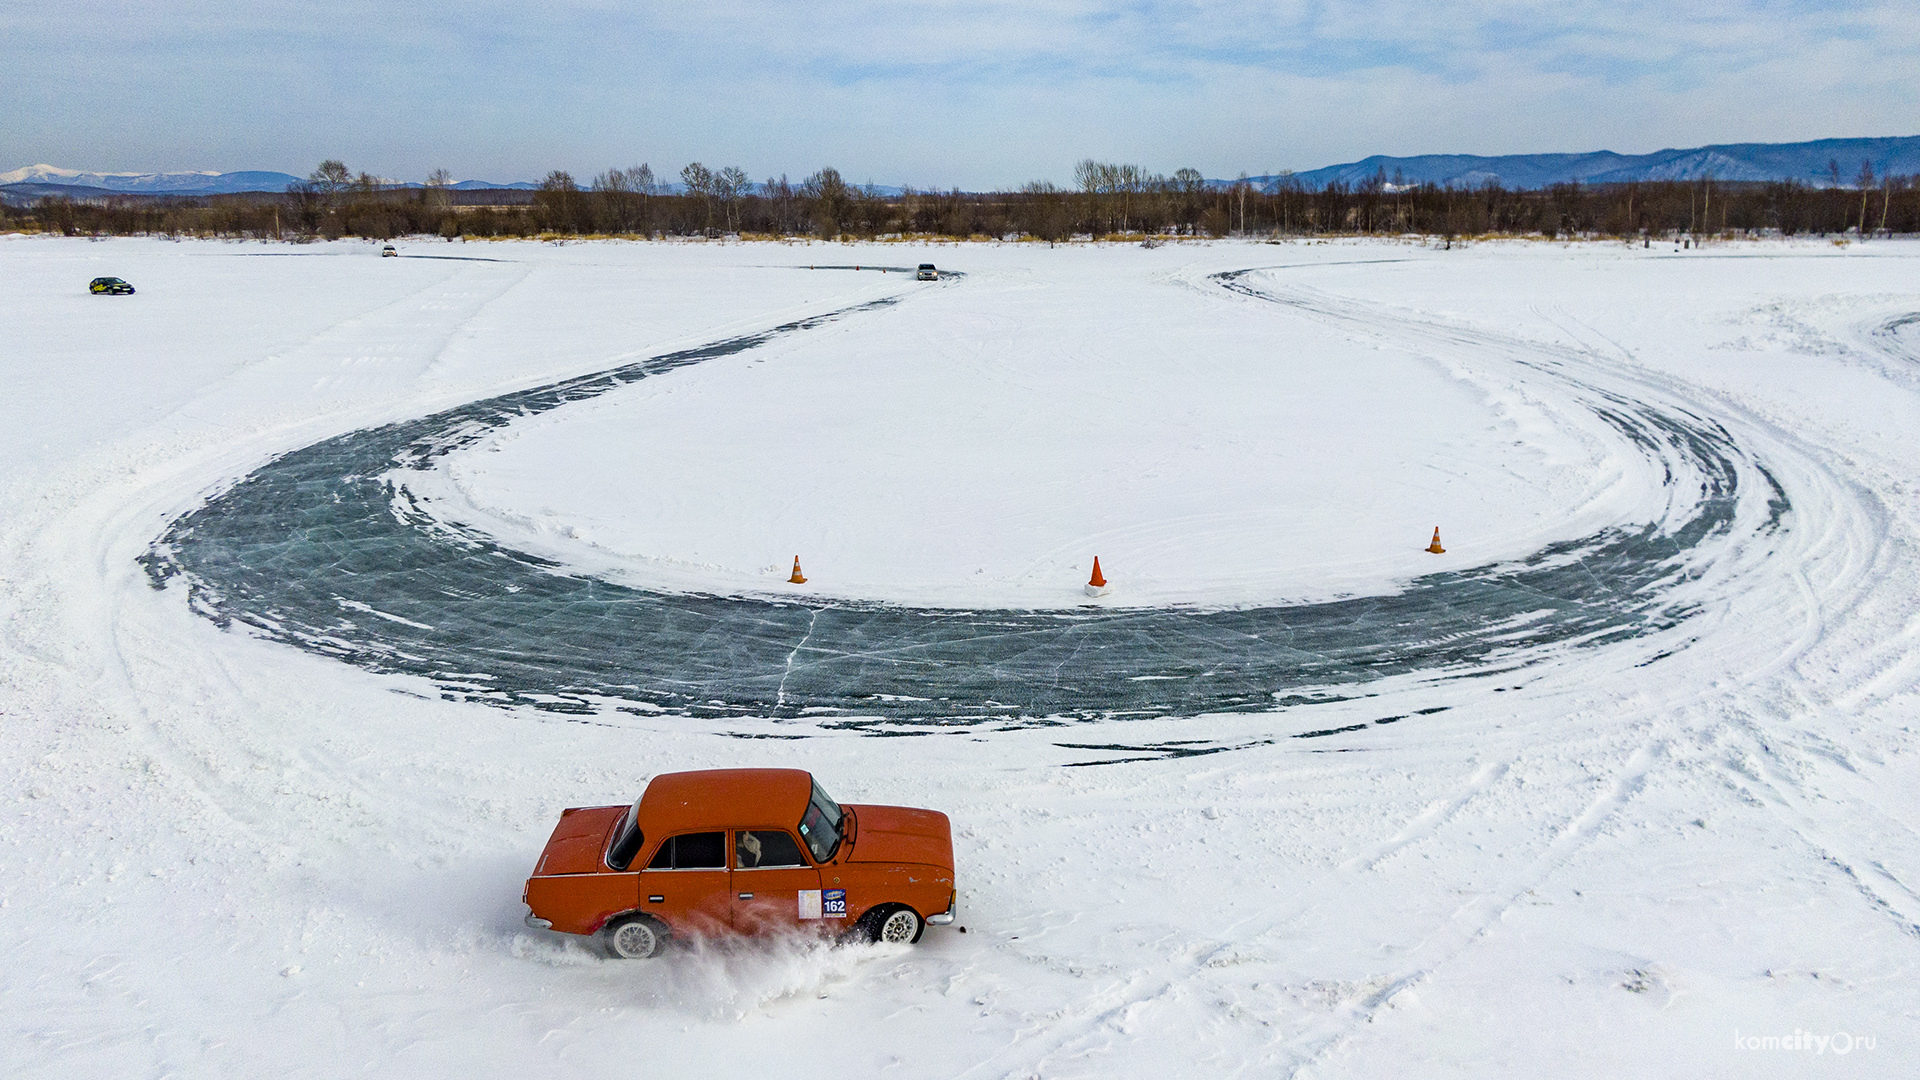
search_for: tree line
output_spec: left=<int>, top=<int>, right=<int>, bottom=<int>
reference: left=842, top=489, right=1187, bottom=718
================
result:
left=9, top=157, right=1919, bottom=242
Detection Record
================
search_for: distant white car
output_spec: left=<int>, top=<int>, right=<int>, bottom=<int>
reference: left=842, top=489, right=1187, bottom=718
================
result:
left=916, top=263, right=938, bottom=281
left=381, top=245, right=398, bottom=257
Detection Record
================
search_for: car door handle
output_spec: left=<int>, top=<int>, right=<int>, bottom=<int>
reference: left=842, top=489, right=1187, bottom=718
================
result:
left=738, top=892, right=753, bottom=900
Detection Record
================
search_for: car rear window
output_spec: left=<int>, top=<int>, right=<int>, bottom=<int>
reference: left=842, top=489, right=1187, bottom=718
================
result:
left=604, top=798, right=645, bottom=870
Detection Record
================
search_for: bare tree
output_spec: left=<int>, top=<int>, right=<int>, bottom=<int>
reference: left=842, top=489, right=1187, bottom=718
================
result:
left=623, top=164, right=659, bottom=196
left=716, top=166, right=750, bottom=233
left=680, top=163, right=716, bottom=233
left=619, top=164, right=659, bottom=235
left=1019, top=180, right=1070, bottom=244
left=424, top=168, right=453, bottom=214
left=1856, top=160, right=1877, bottom=233
left=1700, top=172, right=1712, bottom=242
left=536, top=170, right=581, bottom=232
left=591, top=168, right=634, bottom=232
left=309, top=160, right=351, bottom=208
left=802, top=167, right=849, bottom=237
left=1074, top=159, right=1103, bottom=234
left=763, top=174, right=797, bottom=233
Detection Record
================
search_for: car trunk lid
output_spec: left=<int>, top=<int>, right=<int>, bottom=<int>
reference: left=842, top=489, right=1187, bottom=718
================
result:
left=533, top=805, right=624, bottom=875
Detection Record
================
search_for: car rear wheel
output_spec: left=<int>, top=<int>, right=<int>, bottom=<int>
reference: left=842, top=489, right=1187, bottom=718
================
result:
left=605, top=915, right=664, bottom=959
left=861, top=905, right=924, bottom=945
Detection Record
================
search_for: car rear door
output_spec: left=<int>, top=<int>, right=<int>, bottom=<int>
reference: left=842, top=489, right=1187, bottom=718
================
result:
left=637, top=831, right=732, bottom=936
left=730, top=829, right=823, bottom=935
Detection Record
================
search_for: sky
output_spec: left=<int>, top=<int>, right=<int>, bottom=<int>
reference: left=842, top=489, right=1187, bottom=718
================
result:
left=4, top=1, right=1918, bottom=189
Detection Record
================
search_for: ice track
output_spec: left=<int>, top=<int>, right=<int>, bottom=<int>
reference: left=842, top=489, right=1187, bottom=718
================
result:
left=141, top=267, right=1816, bottom=726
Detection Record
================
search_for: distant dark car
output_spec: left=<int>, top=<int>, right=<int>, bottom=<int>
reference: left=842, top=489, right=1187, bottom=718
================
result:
left=381, top=246, right=398, bottom=257
left=915, top=263, right=938, bottom=281
left=89, top=277, right=135, bottom=295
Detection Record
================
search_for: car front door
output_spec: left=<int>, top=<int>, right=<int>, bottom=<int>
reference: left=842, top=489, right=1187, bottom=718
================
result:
left=730, top=829, right=823, bottom=935
left=637, top=831, right=732, bottom=937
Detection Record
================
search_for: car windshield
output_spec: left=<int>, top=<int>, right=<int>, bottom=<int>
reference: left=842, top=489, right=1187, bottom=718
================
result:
left=796, top=779, right=844, bottom=862
left=604, top=797, right=646, bottom=870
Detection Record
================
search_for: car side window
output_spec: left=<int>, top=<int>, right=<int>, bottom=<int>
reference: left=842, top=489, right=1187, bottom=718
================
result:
left=672, top=831, right=726, bottom=869
left=735, top=830, right=808, bottom=869
left=645, top=832, right=727, bottom=870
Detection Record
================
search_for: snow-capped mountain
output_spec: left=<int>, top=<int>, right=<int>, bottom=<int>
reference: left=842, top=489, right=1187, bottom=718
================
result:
left=0, top=165, right=540, bottom=194
left=0, top=164, right=306, bottom=194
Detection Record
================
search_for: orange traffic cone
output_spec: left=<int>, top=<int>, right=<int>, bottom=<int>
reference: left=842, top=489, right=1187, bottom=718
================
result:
left=1085, top=557, right=1110, bottom=597
left=1426, top=528, right=1446, bottom=554
left=789, top=556, right=808, bottom=584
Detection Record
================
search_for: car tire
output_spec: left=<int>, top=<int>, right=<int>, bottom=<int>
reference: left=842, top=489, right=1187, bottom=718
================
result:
left=604, top=915, right=664, bottom=959
left=860, top=905, right=924, bottom=945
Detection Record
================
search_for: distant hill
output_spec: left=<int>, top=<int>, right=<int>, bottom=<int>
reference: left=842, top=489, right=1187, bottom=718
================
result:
left=0, top=165, right=307, bottom=194
left=0, top=181, right=122, bottom=206
left=0, top=164, right=541, bottom=195
left=449, top=179, right=538, bottom=191
left=1233, top=136, right=1920, bottom=192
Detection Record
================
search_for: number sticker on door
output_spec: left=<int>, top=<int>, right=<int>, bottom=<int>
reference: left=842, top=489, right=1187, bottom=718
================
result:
left=798, top=889, right=849, bottom=920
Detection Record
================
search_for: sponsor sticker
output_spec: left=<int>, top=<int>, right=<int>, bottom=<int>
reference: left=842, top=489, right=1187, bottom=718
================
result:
left=797, top=889, right=822, bottom=920
left=823, top=888, right=847, bottom=918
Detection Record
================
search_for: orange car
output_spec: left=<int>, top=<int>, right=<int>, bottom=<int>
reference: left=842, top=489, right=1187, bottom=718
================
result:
left=522, top=768, right=956, bottom=958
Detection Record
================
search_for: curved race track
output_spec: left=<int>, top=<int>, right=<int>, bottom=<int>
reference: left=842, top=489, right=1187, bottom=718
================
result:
left=140, top=266, right=1792, bottom=726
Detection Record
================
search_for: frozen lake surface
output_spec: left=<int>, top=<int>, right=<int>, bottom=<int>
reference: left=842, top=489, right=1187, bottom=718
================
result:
left=145, top=259, right=1774, bottom=722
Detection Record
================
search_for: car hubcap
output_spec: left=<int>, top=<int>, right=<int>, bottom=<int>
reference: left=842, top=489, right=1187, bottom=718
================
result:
left=880, top=910, right=918, bottom=944
left=613, top=922, right=656, bottom=957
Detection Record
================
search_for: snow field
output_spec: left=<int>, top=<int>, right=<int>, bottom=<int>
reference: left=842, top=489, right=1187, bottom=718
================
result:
left=414, top=249, right=1655, bottom=608
left=2, top=234, right=1918, bottom=1077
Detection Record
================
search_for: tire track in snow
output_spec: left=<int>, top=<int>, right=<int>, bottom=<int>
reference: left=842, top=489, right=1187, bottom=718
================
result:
left=97, top=259, right=543, bottom=847
left=141, top=268, right=1796, bottom=726
left=938, top=740, right=1661, bottom=1079
left=1263, top=737, right=1667, bottom=1077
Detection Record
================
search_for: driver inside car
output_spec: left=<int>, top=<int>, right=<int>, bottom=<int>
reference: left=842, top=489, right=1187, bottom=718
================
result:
left=735, top=830, right=763, bottom=868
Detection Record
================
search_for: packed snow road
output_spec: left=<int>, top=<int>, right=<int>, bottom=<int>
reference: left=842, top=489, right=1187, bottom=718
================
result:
left=3, top=236, right=1918, bottom=1079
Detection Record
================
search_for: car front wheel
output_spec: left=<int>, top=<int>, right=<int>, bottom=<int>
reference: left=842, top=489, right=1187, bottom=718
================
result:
left=861, top=905, right=924, bottom=945
left=604, top=915, right=664, bottom=959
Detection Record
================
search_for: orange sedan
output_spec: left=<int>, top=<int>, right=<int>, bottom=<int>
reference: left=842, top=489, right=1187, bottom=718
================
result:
left=522, top=768, right=957, bottom=958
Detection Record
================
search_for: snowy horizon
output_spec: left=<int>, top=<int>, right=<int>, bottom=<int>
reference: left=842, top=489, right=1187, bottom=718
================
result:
left=10, top=131, right=1920, bottom=197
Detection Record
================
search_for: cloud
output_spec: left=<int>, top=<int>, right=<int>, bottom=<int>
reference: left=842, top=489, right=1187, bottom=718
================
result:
left=3, top=1, right=1916, bottom=187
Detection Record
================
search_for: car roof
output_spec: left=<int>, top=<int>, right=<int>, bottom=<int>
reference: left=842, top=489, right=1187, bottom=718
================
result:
left=638, top=768, right=814, bottom=834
